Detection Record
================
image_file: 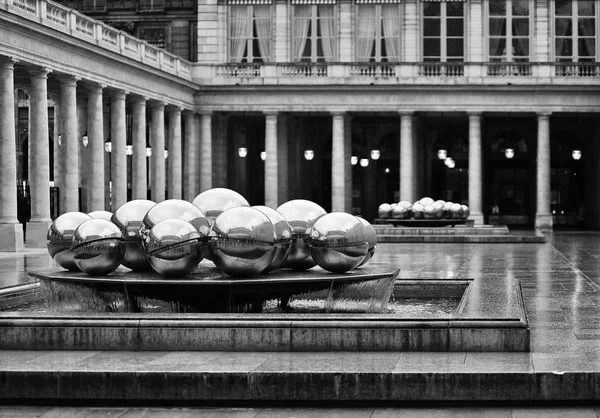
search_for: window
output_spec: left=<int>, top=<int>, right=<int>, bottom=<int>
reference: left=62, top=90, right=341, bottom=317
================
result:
left=422, top=1, right=464, bottom=62
left=292, top=5, right=336, bottom=62
left=229, top=5, right=273, bottom=63
left=489, top=0, right=530, bottom=62
left=554, top=0, right=597, bottom=62
left=356, top=4, right=401, bottom=62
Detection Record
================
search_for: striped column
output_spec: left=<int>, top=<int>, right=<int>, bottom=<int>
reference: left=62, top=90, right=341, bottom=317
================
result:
left=59, top=75, right=79, bottom=213
left=86, top=83, right=105, bottom=211
left=264, top=112, right=278, bottom=208
left=131, top=95, right=147, bottom=200
left=183, top=111, right=198, bottom=201
left=150, top=102, right=166, bottom=202
left=199, top=112, right=212, bottom=192
left=110, top=90, right=127, bottom=210
left=468, top=112, right=484, bottom=225
left=535, top=112, right=553, bottom=232
left=331, top=112, right=346, bottom=212
left=167, top=106, right=183, bottom=200
left=400, top=112, right=414, bottom=202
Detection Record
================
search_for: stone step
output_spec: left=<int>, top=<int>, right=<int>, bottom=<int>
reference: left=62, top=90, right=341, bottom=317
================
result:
left=374, top=225, right=510, bottom=236
left=376, top=234, right=546, bottom=243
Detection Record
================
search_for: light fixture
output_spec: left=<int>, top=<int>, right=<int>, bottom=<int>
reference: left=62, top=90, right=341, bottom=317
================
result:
left=437, top=149, right=447, bottom=160
left=81, top=132, right=88, bottom=147
left=260, top=151, right=266, bottom=161
left=385, top=167, right=390, bottom=174
left=370, top=149, right=380, bottom=160
left=104, top=141, right=112, bottom=153
left=238, top=147, right=248, bottom=158
left=57, top=134, right=62, bottom=146
left=126, top=145, right=133, bottom=156
left=146, top=147, right=152, bottom=157
left=351, top=156, right=358, bottom=165
left=444, top=157, right=453, bottom=167
left=304, top=149, right=314, bottom=161
left=447, top=159, right=456, bottom=168
left=164, top=150, right=168, bottom=159
left=505, top=148, right=515, bottom=159
left=572, top=149, right=582, bottom=160
left=360, top=158, right=369, bottom=167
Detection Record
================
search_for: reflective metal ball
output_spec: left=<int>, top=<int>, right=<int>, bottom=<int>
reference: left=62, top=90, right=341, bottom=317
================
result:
left=88, top=210, right=113, bottom=221
left=276, top=199, right=327, bottom=271
left=419, top=197, right=434, bottom=207
left=253, top=205, right=292, bottom=272
left=141, top=199, right=211, bottom=245
left=144, top=218, right=206, bottom=277
left=112, top=199, right=156, bottom=271
left=450, top=203, right=465, bottom=219
left=192, top=188, right=249, bottom=225
left=72, top=219, right=125, bottom=276
left=47, top=212, right=93, bottom=271
left=392, top=204, right=411, bottom=219
left=412, top=202, right=425, bottom=219
left=378, top=203, right=393, bottom=219
left=461, top=204, right=470, bottom=219
left=308, top=212, right=369, bottom=273
left=210, top=206, right=276, bottom=277
left=356, top=216, right=377, bottom=267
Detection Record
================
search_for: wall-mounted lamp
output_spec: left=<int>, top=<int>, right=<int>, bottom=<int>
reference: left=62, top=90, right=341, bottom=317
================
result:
left=104, top=141, right=112, bottom=153
left=125, top=145, right=133, bottom=156
left=57, top=134, right=62, bottom=146
left=444, top=157, right=453, bottom=167
left=238, top=147, right=248, bottom=158
left=437, top=149, right=447, bottom=160
left=260, top=151, right=266, bottom=161
left=360, top=158, right=369, bottom=167
left=572, top=149, right=582, bottom=160
left=146, top=147, right=152, bottom=157
left=81, top=132, right=88, bottom=147
left=385, top=167, right=390, bottom=174
left=370, top=149, right=380, bottom=160
left=164, top=150, right=169, bottom=159
left=504, top=148, right=515, bottom=159
left=446, top=159, right=456, bottom=168
left=304, top=149, right=314, bottom=161
left=350, top=155, right=358, bottom=165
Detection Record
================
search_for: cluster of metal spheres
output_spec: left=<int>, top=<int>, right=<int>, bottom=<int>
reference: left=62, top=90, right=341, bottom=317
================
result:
left=47, top=188, right=378, bottom=278
left=378, top=197, right=470, bottom=220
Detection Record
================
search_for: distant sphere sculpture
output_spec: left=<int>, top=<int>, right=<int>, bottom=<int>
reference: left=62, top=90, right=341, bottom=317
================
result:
left=144, top=218, right=206, bottom=277
left=450, top=203, right=465, bottom=219
left=433, top=201, right=445, bottom=219
left=47, top=212, right=93, bottom=271
left=253, top=205, right=292, bottom=272
left=377, top=203, right=393, bottom=219
left=88, top=210, right=113, bottom=221
left=112, top=199, right=156, bottom=271
left=443, top=201, right=454, bottom=219
left=356, top=216, right=377, bottom=267
left=210, top=206, right=276, bottom=277
left=461, top=204, right=470, bottom=219
left=72, top=219, right=125, bottom=276
left=392, top=204, right=410, bottom=219
left=412, top=202, right=425, bottom=219
left=277, top=199, right=327, bottom=271
left=423, top=204, right=436, bottom=219
left=192, top=188, right=249, bottom=225
left=419, top=197, right=434, bottom=207
left=308, top=212, right=369, bottom=273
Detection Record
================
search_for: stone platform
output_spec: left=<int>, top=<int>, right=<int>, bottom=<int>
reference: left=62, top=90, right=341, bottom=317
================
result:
left=374, top=224, right=546, bottom=243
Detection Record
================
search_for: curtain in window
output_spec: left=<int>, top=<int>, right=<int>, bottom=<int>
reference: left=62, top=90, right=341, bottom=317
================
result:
left=579, top=19, right=596, bottom=58
left=489, top=19, right=505, bottom=57
left=382, top=4, right=401, bottom=61
left=293, top=5, right=311, bottom=61
left=357, top=6, right=376, bottom=61
left=512, top=19, right=529, bottom=58
left=318, top=6, right=336, bottom=61
left=230, top=6, right=250, bottom=62
left=555, top=18, right=571, bottom=57
left=253, top=5, right=272, bottom=62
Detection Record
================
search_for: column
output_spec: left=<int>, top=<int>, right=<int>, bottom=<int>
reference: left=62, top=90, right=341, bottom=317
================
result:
left=103, top=98, right=111, bottom=210
left=277, top=114, right=289, bottom=204
left=199, top=112, right=212, bottom=192
left=111, top=90, right=127, bottom=210
left=0, top=58, right=23, bottom=251
left=77, top=96, right=88, bottom=213
left=212, top=113, right=228, bottom=188
left=150, top=102, right=166, bottom=202
left=536, top=112, right=553, bottom=232
left=264, top=112, right=278, bottom=208
left=27, top=67, right=52, bottom=247
left=344, top=115, right=352, bottom=213
left=331, top=112, right=346, bottom=212
left=53, top=100, right=61, bottom=190
left=87, top=83, right=105, bottom=211
left=183, top=111, right=198, bottom=201
left=59, top=75, right=79, bottom=213
left=167, top=106, right=183, bottom=200
left=131, top=95, right=147, bottom=200
left=400, top=112, right=415, bottom=202
left=468, top=112, right=484, bottom=225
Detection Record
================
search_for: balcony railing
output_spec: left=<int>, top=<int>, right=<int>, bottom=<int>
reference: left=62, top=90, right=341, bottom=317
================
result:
left=418, top=62, right=465, bottom=77
left=555, top=62, right=600, bottom=77
left=1, top=0, right=192, bottom=81
left=349, top=63, right=395, bottom=78
left=280, top=63, right=328, bottom=77
left=487, top=62, right=532, bottom=77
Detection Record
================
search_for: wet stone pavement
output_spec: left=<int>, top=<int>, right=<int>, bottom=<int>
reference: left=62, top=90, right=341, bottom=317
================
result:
left=1, top=232, right=600, bottom=415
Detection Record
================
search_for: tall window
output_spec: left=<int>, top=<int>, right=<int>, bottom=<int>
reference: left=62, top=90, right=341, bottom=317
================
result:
left=489, top=0, right=530, bottom=62
left=229, top=5, right=273, bottom=63
left=554, top=0, right=597, bottom=62
left=292, top=4, right=336, bottom=62
left=422, top=1, right=464, bottom=62
left=356, top=4, right=401, bottom=62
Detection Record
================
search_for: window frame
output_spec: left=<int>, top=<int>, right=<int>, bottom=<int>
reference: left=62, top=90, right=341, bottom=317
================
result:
left=552, top=0, right=599, bottom=62
left=355, top=3, right=402, bottom=62
left=227, top=4, right=274, bottom=63
left=486, top=0, right=533, bottom=62
left=421, top=1, right=466, bottom=63
left=291, top=4, right=337, bottom=63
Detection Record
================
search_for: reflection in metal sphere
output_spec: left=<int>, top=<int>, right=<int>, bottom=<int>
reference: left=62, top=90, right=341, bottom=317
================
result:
left=253, top=205, right=292, bottom=272
left=308, top=212, right=369, bottom=273
left=72, top=219, right=125, bottom=276
left=356, top=216, right=377, bottom=267
left=112, top=199, right=156, bottom=271
left=276, top=199, right=327, bottom=271
left=210, top=206, right=276, bottom=277
left=145, top=218, right=206, bottom=277
left=192, top=188, right=249, bottom=225
left=378, top=203, right=393, bottom=219
left=141, top=199, right=210, bottom=248
left=47, top=212, right=93, bottom=271
left=88, top=210, right=113, bottom=221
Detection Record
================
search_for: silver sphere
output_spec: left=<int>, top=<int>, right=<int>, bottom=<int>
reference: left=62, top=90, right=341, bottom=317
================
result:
left=145, top=218, right=206, bottom=277
left=47, top=212, right=93, bottom=271
left=461, top=204, right=470, bottom=219
left=277, top=199, right=327, bottom=271
left=192, top=188, right=249, bottom=225
left=392, top=204, right=410, bottom=219
left=210, top=206, right=276, bottom=277
left=419, top=197, right=435, bottom=207
left=112, top=199, right=157, bottom=271
left=356, top=216, right=377, bottom=267
left=450, top=203, right=465, bottom=219
left=253, top=205, right=292, bottom=272
left=141, top=199, right=211, bottom=245
left=308, top=212, right=369, bottom=273
left=88, top=210, right=113, bottom=221
left=412, top=202, right=425, bottom=219
left=378, top=203, right=393, bottom=219
left=72, top=219, right=125, bottom=276
left=423, top=204, right=436, bottom=219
